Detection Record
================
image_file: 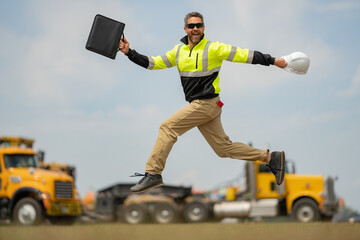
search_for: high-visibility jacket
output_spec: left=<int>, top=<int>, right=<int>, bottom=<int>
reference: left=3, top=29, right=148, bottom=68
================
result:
left=126, top=35, right=275, bottom=102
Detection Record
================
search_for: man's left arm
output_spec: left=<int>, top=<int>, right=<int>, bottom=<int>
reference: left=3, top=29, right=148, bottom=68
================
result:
left=216, top=42, right=287, bottom=69
left=250, top=50, right=287, bottom=68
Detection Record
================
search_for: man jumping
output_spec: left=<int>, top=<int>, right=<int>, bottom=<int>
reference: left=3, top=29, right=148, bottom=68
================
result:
left=119, top=11, right=286, bottom=193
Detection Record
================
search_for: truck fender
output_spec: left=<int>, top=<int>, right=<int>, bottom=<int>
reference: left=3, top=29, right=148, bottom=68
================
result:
left=9, top=187, right=43, bottom=213
left=287, top=192, right=320, bottom=214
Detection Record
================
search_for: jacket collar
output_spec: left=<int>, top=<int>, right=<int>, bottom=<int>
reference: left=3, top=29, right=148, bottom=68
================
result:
left=180, top=34, right=205, bottom=45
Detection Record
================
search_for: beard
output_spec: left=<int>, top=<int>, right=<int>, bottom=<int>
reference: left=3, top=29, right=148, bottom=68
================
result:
left=188, top=32, right=203, bottom=44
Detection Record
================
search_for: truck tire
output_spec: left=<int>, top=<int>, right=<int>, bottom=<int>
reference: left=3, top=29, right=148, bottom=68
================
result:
left=12, top=197, right=44, bottom=226
left=292, top=198, right=320, bottom=222
left=48, top=216, right=77, bottom=225
left=152, top=203, right=179, bottom=224
left=123, top=204, right=148, bottom=224
left=183, top=201, right=209, bottom=223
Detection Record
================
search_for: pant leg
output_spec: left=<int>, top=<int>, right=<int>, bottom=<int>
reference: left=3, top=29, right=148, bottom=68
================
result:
left=145, top=99, right=216, bottom=174
left=197, top=108, right=268, bottom=162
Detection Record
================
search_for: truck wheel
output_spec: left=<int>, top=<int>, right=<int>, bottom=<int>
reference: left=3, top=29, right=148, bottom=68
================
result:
left=124, top=204, right=148, bottom=224
left=152, top=203, right=179, bottom=224
left=292, top=198, right=320, bottom=222
left=13, top=197, right=44, bottom=226
left=48, top=216, right=77, bottom=225
left=183, top=201, right=209, bottom=223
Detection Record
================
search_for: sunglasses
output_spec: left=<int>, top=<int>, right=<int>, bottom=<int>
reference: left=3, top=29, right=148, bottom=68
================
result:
left=186, top=23, right=204, bottom=29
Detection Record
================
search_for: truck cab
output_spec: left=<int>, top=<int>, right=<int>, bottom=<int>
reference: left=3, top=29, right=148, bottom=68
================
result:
left=246, top=160, right=338, bottom=222
left=0, top=136, right=82, bottom=225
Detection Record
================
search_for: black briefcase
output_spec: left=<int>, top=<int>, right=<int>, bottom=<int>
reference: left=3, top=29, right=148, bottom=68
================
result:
left=86, top=14, right=125, bottom=59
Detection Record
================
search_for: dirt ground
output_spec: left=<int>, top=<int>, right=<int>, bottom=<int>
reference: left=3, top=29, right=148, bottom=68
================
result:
left=1, top=222, right=359, bottom=240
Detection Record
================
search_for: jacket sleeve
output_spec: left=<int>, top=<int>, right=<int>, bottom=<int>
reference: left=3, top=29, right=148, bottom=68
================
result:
left=212, top=42, right=275, bottom=66
left=248, top=50, right=275, bottom=66
left=147, top=45, right=179, bottom=70
left=126, top=44, right=179, bottom=70
left=126, top=49, right=149, bottom=69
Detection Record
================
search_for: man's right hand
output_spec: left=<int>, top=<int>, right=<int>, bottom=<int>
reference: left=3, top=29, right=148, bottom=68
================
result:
left=119, top=37, right=130, bottom=55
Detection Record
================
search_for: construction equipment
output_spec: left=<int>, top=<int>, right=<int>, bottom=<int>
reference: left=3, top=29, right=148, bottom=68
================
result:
left=0, top=136, right=82, bottom=225
left=212, top=160, right=338, bottom=222
left=37, top=150, right=77, bottom=182
left=94, top=184, right=193, bottom=224
left=90, top=158, right=338, bottom=224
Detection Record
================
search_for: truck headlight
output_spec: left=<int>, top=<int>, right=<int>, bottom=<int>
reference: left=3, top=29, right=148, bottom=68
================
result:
left=74, top=192, right=81, bottom=200
left=41, top=192, right=51, bottom=200
left=41, top=193, right=51, bottom=209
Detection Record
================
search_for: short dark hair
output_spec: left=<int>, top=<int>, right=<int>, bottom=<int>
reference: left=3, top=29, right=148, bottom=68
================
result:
left=184, top=12, right=204, bottom=26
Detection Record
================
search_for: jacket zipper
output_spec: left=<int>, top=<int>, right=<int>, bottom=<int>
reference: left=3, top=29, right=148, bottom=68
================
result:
left=188, top=47, right=198, bottom=69
left=196, top=53, right=199, bottom=69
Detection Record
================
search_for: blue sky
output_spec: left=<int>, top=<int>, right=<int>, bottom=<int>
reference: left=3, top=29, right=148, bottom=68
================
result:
left=1, top=0, right=360, bottom=212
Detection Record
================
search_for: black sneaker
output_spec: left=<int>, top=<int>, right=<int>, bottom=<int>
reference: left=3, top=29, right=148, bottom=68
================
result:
left=266, top=151, right=285, bottom=185
left=130, top=172, right=164, bottom=193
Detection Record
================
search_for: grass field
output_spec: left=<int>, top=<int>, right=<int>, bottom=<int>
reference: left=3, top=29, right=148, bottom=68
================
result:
left=1, top=222, right=359, bottom=240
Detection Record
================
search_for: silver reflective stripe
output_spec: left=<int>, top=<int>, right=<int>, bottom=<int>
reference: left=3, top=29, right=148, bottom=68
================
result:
left=227, top=46, right=237, bottom=61
left=176, top=41, right=220, bottom=77
left=246, top=50, right=254, bottom=64
left=161, top=55, right=173, bottom=68
left=175, top=44, right=182, bottom=67
left=202, top=40, right=212, bottom=71
left=179, top=66, right=221, bottom=77
left=148, top=56, right=155, bottom=70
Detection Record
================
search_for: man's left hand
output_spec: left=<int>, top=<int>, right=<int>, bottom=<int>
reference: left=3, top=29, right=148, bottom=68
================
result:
left=274, top=58, right=287, bottom=68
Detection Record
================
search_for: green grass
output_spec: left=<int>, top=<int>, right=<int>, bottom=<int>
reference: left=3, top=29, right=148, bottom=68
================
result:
left=1, top=222, right=360, bottom=240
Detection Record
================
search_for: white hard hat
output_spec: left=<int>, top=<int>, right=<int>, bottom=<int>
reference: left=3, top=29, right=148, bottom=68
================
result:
left=281, top=52, right=310, bottom=75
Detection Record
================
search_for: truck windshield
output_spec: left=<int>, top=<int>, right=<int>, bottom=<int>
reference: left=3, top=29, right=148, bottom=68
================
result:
left=3, top=154, right=39, bottom=169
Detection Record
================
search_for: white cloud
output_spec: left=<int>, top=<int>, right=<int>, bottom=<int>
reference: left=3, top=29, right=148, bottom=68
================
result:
left=0, top=1, right=137, bottom=108
left=209, top=0, right=336, bottom=97
left=338, top=64, right=360, bottom=97
left=280, top=110, right=344, bottom=130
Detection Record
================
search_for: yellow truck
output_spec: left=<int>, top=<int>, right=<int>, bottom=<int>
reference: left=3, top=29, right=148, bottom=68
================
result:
left=210, top=160, right=338, bottom=222
left=92, top=159, right=338, bottom=224
left=0, top=136, right=82, bottom=225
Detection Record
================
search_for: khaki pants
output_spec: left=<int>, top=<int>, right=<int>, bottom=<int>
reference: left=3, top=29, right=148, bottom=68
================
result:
left=145, top=96, right=268, bottom=174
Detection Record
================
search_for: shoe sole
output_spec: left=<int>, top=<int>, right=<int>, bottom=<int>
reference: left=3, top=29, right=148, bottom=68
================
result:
left=130, top=182, right=164, bottom=194
left=277, top=151, right=285, bottom=185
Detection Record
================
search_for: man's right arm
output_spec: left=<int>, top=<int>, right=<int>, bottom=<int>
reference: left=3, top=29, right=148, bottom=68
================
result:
left=126, top=49, right=149, bottom=69
left=119, top=37, right=178, bottom=70
left=118, top=37, right=149, bottom=69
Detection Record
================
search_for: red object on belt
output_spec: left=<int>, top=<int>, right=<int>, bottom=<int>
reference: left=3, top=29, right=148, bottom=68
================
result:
left=217, top=100, right=224, bottom=108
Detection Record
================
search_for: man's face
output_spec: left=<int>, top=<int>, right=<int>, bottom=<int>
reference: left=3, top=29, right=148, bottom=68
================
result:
left=184, top=17, right=205, bottom=45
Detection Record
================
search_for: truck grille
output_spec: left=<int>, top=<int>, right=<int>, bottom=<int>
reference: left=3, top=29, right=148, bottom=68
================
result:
left=54, top=181, right=73, bottom=199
